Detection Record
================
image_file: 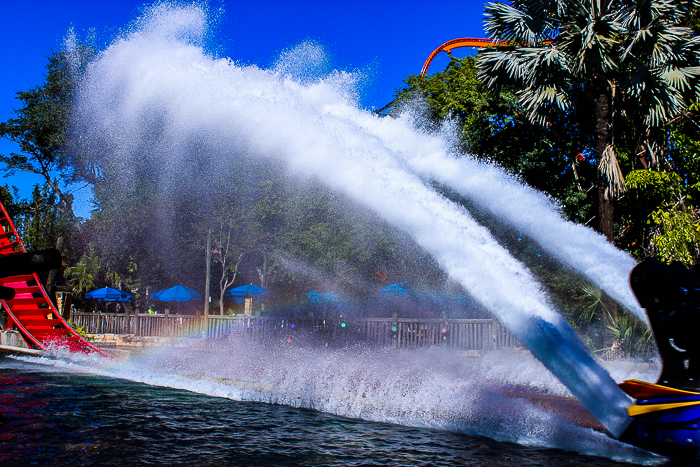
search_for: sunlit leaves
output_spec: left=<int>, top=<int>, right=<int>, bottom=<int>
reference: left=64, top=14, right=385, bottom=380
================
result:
left=650, top=206, right=700, bottom=266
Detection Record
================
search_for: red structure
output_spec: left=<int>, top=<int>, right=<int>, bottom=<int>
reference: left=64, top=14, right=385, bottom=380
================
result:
left=420, top=37, right=508, bottom=76
left=0, top=201, right=113, bottom=357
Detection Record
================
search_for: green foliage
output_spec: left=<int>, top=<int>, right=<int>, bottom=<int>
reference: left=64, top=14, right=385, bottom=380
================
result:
left=67, top=319, right=94, bottom=341
left=476, top=0, right=700, bottom=240
left=0, top=51, right=81, bottom=219
left=575, top=281, right=608, bottom=325
left=17, top=184, right=72, bottom=251
left=650, top=207, right=700, bottom=266
left=64, top=243, right=100, bottom=297
left=573, top=280, right=654, bottom=358
left=0, top=185, right=24, bottom=221
left=622, top=168, right=700, bottom=265
left=603, top=313, right=655, bottom=360
left=393, top=57, right=493, bottom=133
left=625, top=170, right=683, bottom=198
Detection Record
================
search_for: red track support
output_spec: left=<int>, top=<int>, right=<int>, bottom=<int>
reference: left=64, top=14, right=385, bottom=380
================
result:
left=0, top=202, right=114, bottom=357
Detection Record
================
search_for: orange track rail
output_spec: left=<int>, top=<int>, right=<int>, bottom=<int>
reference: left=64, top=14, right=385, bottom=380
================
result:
left=420, top=37, right=509, bottom=76
left=0, top=202, right=114, bottom=357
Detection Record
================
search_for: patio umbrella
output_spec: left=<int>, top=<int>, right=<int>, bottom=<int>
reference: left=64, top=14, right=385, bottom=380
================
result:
left=226, top=284, right=272, bottom=312
left=86, top=287, right=133, bottom=301
left=150, top=285, right=201, bottom=302
left=226, top=284, right=272, bottom=298
left=379, top=282, right=411, bottom=297
left=85, top=287, right=133, bottom=314
left=304, top=290, right=341, bottom=304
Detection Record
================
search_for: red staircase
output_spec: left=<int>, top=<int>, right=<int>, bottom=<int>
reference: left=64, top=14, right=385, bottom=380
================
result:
left=0, top=202, right=113, bottom=357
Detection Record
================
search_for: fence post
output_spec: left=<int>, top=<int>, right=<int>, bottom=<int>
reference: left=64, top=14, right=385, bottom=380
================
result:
left=254, top=310, right=261, bottom=340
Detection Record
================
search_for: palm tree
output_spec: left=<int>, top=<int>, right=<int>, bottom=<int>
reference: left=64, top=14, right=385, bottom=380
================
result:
left=477, top=0, right=700, bottom=242
left=64, top=243, right=100, bottom=297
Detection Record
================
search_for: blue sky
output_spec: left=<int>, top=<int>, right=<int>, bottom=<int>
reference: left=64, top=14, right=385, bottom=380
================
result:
left=1, top=0, right=489, bottom=217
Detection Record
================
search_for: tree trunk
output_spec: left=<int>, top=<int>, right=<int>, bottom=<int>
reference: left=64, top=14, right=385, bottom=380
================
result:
left=594, top=90, right=614, bottom=243
left=45, top=237, right=64, bottom=307
left=220, top=287, right=226, bottom=316
left=593, top=89, right=620, bottom=343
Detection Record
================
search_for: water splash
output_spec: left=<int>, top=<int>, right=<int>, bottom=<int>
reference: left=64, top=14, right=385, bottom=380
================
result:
left=4, top=345, right=661, bottom=465
left=347, top=110, right=644, bottom=321
left=71, top=4, right=638, bottom=437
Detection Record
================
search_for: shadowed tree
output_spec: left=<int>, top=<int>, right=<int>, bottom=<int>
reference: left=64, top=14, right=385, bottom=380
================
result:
left=0, top=52, right=85, bottom=221
left=477, top=0, right=700, bottom=242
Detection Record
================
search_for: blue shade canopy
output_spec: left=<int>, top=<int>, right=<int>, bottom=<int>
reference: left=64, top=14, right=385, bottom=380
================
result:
left=304, top=290, right=341, bottom=304
left=226, top=284, right=272, bottom=297
left=86, top=287, right=133, bottom=302
left=150, top=285, right=202, bottom=302
left=379, top=282, right=411, bottom=297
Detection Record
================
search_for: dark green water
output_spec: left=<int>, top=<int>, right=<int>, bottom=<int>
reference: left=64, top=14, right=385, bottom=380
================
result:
left=0, top=353, right=688, bottom=467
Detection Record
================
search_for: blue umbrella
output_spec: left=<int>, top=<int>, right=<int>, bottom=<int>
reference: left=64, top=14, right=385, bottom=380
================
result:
left=380, top=282, right=411, bottom=297
left=150, top=285, right=201, bottom=302
left=304, top=290, right=341, bottom=304
left=226, top=284, right=272, bottom=298
left=86, top=287, right=133, bottom=302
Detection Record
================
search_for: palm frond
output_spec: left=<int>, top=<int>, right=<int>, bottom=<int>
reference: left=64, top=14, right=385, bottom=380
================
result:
left=647, top=83, right=686, bottom=126
left=476, top=49, right=530, bottom=88
left=484, top=1, right=558, bottom=44
left=575, top=280, right=606, bottom=324
left=520, top=84, right=572, bottom=110
left=599, top=144, right=627, bottom=199
left=478, top=0, right=700, bottom=132
left=662, top=66, right=700, bottom=91
left=558, top=1, right=624, bottom=76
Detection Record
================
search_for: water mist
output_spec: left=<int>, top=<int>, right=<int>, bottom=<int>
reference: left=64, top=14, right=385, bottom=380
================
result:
left=70, top=5, right=638, bottom=437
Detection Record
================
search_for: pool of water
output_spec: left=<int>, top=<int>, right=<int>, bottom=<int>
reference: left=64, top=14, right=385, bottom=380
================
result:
left=0, top=347, right=689, bottom=466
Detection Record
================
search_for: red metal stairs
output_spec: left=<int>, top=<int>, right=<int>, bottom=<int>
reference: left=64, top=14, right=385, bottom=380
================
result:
left=0, top=201, right=114, bottom=357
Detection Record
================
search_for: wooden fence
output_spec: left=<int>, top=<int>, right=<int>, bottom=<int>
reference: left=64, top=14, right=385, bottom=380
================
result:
left=73, top=312, right=200, bottom=337
left=72, top=313, right=520, bottom=350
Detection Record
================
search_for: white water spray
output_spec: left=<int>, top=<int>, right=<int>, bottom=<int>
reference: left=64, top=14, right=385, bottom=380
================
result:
left=3, top=347, right=661, bottom=464
left=71, top=5, right=638, bottom=437
left=340, top=109, right=644, bottom=320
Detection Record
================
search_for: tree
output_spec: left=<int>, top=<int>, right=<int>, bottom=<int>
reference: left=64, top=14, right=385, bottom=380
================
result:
left=0, top=52, right=82, bottom=221
left=211, top=220, right=258, bottom=316
left=0, top=185, right=25, bottom=223
left=622, top=168, right=700, bottom=264
left=17, top=184, right=71, bottom=252
left=64, top=243, right=100, bottom=298
left=476, top=0, right=700, bottom=242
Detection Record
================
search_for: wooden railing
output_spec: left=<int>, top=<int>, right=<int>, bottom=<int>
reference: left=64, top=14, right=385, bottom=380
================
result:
left=73, top=313, right=201, bottom=337
left=72, top=313, right=520, bottom=350
left=360, top=318, right=518, bottom=350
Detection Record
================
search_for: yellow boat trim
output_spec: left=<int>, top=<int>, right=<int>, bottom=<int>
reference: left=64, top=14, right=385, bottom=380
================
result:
left=628, top=400, right=700, bottom=417
left=623, top=379, right=700, bottom=396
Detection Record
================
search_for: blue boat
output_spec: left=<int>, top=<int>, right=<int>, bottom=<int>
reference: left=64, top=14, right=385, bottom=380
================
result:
left=620, top=259, right=700, bottom=454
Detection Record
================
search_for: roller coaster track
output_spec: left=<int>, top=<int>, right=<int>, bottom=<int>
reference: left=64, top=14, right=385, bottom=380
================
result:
left=420, top=37, right=509, bottom=76
left=0, top=201, right=113, bottom=357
